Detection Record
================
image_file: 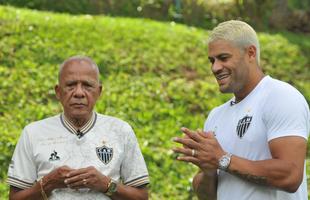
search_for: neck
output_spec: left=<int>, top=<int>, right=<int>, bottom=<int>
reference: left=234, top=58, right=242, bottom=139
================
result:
left=64, top=113, right=92, bottom=129
left=235, top=70, right=265, bottom=103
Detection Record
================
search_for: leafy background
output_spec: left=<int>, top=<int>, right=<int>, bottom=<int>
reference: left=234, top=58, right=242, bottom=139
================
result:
left=0, top=5, right=309, bottom=199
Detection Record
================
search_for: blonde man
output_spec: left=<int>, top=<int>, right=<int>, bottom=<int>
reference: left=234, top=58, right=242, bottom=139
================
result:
left=173, top=20, right=309, bottom=200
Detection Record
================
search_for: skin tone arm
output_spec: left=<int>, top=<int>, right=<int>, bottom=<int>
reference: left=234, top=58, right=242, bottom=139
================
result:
left=9, top=166, right=73, bottom=200
left=173, top=127, right=307, bottom=194
left=9, top=166, right=148, bottom=200
left=192, top=170, right=217, bottom=200
left=174, top=129, right=217, bottom=200
left=64, top=166, right=148, bottom=200
left=228, top=136, right=306, bottom=192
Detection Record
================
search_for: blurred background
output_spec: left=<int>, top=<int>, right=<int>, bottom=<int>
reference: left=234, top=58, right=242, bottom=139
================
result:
left=1, top=0, right=310, bottom=32
left=0, top=0, right=309, bottom=199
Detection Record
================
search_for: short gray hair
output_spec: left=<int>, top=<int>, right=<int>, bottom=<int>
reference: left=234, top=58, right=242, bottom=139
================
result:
left=208, top=20, right=260, bottom=64
left=58, top=55, right=100, bottom=83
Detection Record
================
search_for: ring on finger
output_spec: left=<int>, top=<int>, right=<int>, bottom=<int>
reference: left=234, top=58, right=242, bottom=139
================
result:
left=191, top=149, right=196, bottom=157
left=83, top=179, right=87, bottom=185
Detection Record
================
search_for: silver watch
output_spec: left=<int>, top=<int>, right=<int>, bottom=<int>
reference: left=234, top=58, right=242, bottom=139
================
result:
left=218, top=153, right=232, bottom=171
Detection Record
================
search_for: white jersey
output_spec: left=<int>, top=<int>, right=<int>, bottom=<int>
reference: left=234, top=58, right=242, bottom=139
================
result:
left=204, top=76, right=310, bottom=200
left=8, top=113, right=149, bottom=200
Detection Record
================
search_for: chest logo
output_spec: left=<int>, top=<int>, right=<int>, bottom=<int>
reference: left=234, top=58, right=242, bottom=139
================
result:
left=49, top=150, right=60, bottom=161
left=236, top=115, right=252, bottom=138
left=96, top=145, right=113, bottom=165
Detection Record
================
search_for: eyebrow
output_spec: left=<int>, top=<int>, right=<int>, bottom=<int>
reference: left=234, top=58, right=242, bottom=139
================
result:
left=65, top=80, right=97, bottom=85
left=208, top=53, right=232, bottom=60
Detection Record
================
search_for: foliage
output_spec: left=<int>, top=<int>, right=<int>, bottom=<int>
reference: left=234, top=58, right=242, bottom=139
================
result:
left=0, top=5, right=309, bottom=199
left=1, top=0, right=310, bottom=33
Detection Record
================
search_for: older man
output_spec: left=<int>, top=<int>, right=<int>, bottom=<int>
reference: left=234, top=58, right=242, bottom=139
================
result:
left=8, top=56, right=149, bottom=200
left=173, top=20, right=309, bottom=200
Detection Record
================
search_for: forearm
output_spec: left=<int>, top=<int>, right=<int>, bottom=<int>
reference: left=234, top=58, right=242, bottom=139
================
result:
left=111, top=185, right=148, bottom=200
left=9, top=184, right=44, bottom=200
left=228, top=155, right=304, bottom=192
left=192, top=170, right=217, bottom=200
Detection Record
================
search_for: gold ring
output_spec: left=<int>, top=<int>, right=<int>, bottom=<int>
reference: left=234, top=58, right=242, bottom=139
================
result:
left=191, top=149, right=196, bottom=157
left=83, top=179, right=87, bottom=185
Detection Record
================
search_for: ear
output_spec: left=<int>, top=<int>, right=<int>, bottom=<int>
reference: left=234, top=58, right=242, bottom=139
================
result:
left=247, top=45, right=257, bottom=62
left=55, top=85, right=61, bottom=100
left=98, top=85, right=103, bottom=97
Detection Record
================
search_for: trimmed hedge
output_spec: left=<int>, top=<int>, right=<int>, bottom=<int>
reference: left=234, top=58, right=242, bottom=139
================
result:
left=0, top=6, right=309, bottom=199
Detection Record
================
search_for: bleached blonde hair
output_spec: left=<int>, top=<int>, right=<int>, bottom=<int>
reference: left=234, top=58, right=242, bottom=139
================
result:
left=208, top=20, right=260, bottom=64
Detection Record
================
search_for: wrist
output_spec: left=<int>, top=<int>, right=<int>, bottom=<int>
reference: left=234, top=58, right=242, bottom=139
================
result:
left=218, top=152, right=232, bottom=171
left=104, top=178, right=118, bottom=196
left=40, top=176, right=54, bottom=196
left=201, top=169, right=217, bottom=177
left=39, top=177, right=49, bottom=200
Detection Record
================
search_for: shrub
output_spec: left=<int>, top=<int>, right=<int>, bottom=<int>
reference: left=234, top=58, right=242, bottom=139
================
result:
left=0, top=5, right=309, bottom=199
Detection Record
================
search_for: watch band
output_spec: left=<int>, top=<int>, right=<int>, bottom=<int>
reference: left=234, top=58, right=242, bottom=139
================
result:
left=105, top=179, right=118, bottom=196
left=218, top=152, right=232, bottom=171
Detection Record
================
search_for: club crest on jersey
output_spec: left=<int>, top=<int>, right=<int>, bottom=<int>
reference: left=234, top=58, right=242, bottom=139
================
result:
left=236, top=115, right=252, bottom=138
left=96, top=145, right=113, bottom=165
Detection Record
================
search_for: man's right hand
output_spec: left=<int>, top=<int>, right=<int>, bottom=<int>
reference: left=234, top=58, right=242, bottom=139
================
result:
left=9, top=166, right=74, bottom=200
left=42, top=165, right=74, bottom=194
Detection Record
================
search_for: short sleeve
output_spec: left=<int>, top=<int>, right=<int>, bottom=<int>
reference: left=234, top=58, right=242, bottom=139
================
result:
left=7, top=127, right=37, bottom=189
left=120, top=124, right=149, bottom=187
left=263, top=85, right=310, bottom=141
left=204, top=107, right=220, bottom=132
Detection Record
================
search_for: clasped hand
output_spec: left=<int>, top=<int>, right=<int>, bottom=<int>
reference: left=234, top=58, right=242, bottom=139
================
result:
left=44, top=166, right=110, bottom=193
left=173, top=127, right=225, bottom=172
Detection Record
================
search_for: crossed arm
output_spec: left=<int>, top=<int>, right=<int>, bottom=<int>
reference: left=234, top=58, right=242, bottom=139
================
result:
left=9, top=166, right=148, bottom=200
left=173, top=128, right=307, bottom=199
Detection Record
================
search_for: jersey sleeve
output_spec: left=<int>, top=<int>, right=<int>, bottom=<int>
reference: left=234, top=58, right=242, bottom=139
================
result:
left=263, top=85, right=310, bottom=141
left=120, top=123, right=149, bottom=187
left=204, top=107, right=220, bottom=132
left=7, top=127, right=37, bottom=189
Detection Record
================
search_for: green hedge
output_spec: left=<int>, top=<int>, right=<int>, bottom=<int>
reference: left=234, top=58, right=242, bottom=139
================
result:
left=0, top=6, right=309, bottom=199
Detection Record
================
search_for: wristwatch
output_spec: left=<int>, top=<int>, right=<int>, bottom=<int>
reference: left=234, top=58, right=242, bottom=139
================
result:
left=218, top=153, right=232, bottom=171
left=105, top=179, right=118, bottom=196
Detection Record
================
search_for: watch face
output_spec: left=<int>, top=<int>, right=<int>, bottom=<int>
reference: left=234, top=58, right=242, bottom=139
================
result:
left=219, top=154, right=231, bottom=170
left=106, top=181, right=118, bottom=196
left=220, top=157, right=229, bottom=166
left=110, top=182, right=117, bottom=192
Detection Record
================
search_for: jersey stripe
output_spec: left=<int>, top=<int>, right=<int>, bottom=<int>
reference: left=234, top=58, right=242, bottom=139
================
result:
left=7, top=176, right=34, bottom=189
left=124, top=175, right=149, bottom=187
left=60, top=112, right=96, bottom=137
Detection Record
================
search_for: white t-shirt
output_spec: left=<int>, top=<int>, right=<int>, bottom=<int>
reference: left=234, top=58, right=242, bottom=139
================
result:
left=8, top=113, right=149, bottom=200
left=204, top=76, right=310, bottom=200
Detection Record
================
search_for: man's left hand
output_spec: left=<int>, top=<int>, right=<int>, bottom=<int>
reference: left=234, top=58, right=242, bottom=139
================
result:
left=64, top=166, right=110, bottom=192
left=173, top=127, right=225, bottom=173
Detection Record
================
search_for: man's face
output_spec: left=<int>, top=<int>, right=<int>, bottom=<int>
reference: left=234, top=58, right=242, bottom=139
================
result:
left=208, top=39, right=250, bottom=95
left=55, top=60, right=102, bottom=120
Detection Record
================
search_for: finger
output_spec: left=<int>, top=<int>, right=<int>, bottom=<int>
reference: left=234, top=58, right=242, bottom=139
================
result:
left=197, top=129, right=208, bottom=138
left=62, top=165, right=73, bottom=170
left=177, top=156, right=215, bottom=171
left=172, top=147, right=193, bottom=157
left=67, top=178, right=88, bottom=189
left=65, top=172, right=89, bottom=185
left=173, top=137, right=198, bottom=149
left=205, top=131, right=216, bottom=139
left=181, top=134, right=191, bottom=148
left=66, top=168, right=89, bottom=177
left=181, top=127, right=203, bottom=142
left=176, top=156, right=200, bottom=166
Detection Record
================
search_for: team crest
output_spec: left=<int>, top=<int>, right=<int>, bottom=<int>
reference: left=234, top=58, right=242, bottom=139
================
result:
left=96, top=145, right=113, bottom=165
left=236, top=115, right=252, bottom=138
